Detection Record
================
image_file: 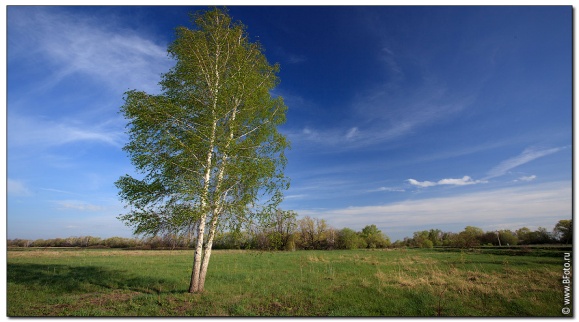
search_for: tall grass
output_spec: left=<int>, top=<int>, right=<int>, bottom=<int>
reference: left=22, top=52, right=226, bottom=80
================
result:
left=7, top=248, right=568, bottom=316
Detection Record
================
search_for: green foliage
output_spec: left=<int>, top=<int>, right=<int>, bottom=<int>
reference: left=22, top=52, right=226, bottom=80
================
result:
left=337, top=228, right=365, bottom=250
left=553, top=219, right=572, bottom=244
left=296, top=216, right=315, bottom=249
left=257, top=209, right=298, bottom=250
left=8, top=219, right=571, bottom=251
left=412, top=231, right=431, bottom=248
left=498, top=230, right=518, bottom=246
left=451, top=226, right=484, bottom=249
left=114, top=7, right=290, bottom=292
left=116, top=7, right=289, bottom=240
left=481, top=230, right=518, bottom=246
left=422, top=239, right=434, bottom=248
left=360, top=225, right=391, bottom=248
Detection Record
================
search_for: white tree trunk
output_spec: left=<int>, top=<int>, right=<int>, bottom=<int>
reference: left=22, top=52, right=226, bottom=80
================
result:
left=189, top=41, right=222, bottom=293
left=189, top=114, right=217, bottom=293
left=198, top=218, right=218, bottom=291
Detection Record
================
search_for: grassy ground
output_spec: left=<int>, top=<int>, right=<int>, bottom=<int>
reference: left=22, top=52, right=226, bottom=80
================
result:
left=7, top=247, right=571, bottom=316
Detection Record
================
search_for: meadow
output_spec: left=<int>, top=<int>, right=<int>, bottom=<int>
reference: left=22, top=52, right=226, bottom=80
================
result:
left=7, top=247, right=571, bottom=316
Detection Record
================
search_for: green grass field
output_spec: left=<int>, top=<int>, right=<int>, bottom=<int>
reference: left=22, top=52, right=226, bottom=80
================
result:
left=7, top=247, right=571, bottom=316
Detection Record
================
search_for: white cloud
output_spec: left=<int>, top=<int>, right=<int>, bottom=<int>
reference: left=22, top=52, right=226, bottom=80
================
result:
left=290, top=126, right=353, bottom=148
left=287, top=53, right=307, bottom=64
left=407, top=179, right=437, bottom=188
left=373, top=187, right=405, bottom=192
left=407, top=176, right=486, bottom=188
left=366, top=186, right=406, bottom=193
left=485, top=146, right=566, bottom=179
left=380, top=47, right=403, bottom=76
left=351, top=74, right=476, bottom=144
left=274, top=47, right=307, bottom=65
left=40, top=188, right=81, bottom=195
left=438, top=176, right=486, bottom=186
left=284, top=194, right=308, bottom=200
left=9, top=7, right=172, bottom=94
left=7, top=179, right=32, bottom=196
left=54, top=200, right=105, bottom=212
left=296, top=181, right=571, bottom=235
left=8, top=114, right=124, bottom=148
left=287, top=89, right=475, bottom=152
left=346, top=127, right=359, bottom=140
left=516, top=175, right=537, bottom=182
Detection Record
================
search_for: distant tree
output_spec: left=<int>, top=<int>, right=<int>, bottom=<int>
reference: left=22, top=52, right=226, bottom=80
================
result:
left=531, top=227, right=554, bottom=244
left=313, top=218, right=330, bottom=249
left=7, top=239, right=31, bottom=247
left=554, top=219, right=572, bottom=244
left=261, top=209, right=297, bottom=250
left=498, top=230, right=518, bottom=246
left=297, top=216, right=316, bottom=249
left=518, top=226, right=559, bottom=245
left=360, top=224, right=390, bottom=249
left=516, top=227, right=532, bottom=245
left=453, top=226, right=483, bottom=248
left=390, top=240, right=405, bottom=248
left=214, top=231, right=243, bottom=249
left=31, top=239, right=46, bottom=247
left=428, top=229, right=443, bottom=246
left=294, top=216, right=334, bottom=250
left=412, top=230, right=433, bottom=248
left=480, top=231, right=499, bottom=246
left=337, top=228, right=365, bottom=250
left=326, top=227, right=338, bottom=250
left=441, top=232, right=456, bottom=247
left=115, top=8, right=289, bottom=293
left=483, top=230, right=518, bottom=246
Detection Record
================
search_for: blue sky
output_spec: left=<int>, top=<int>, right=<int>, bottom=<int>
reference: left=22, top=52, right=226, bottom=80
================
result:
left=6, top=6, right=572, bottom=241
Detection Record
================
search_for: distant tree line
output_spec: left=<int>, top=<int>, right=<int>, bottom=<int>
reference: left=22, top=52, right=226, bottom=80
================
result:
left=6, top=210, right=390, bottom=251
left=6, top=236, right=143, bottom=249
left=7, top=213, right=571, bottom=250
left=213, top=210, right=392, bottom=251
left=394, top=219, right=572, bottom=249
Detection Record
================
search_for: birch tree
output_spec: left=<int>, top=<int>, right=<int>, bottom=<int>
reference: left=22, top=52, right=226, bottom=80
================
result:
left=115, top=8, right=289, bottom=293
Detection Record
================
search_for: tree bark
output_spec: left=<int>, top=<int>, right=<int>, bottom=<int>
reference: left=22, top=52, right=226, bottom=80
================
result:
left=189, top=214, right=206, bottom=293
left=198, top=217, right=218, bottom=291
left=189, top=115, right=217, bottom=293
left=189, top=35, right=223, bottom=293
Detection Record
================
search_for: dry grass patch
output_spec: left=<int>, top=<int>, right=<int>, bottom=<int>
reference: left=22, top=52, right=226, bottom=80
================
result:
left=390, top=259, right=558, bottom=303
left=307, top=255, right=329, bottom=262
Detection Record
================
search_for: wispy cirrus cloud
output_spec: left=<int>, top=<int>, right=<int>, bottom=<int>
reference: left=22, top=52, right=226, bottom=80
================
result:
left=273, top=46, right=307, bottom=65
left=280, top=35, right=478, bottom=152
left=368, top=186, right=405, bottom=193
left=380, top=47, right=403, bottom=77
left=8, top=7, right=172, bottom=94
left=8, top=114, right=124, bottom=148
left=407, top=176, right=486, bottom=188
left=7, top=179, right=32, bottom=197
left=8, top=7, right=171, bottom=151
left=516, top=175, right=537, bottom=182
left=485, top=146, right=567, bottom=180
left=288, top=126, right=360, bottom=148
left=54, top=200, right=105, bottom=212
left=40, top=187, right=82, bottom=196
left=286, top=81, right=475, bottom=152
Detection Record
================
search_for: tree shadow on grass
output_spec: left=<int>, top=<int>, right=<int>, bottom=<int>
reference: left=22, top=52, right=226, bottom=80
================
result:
left=7, top=263, right=178, bottom=295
